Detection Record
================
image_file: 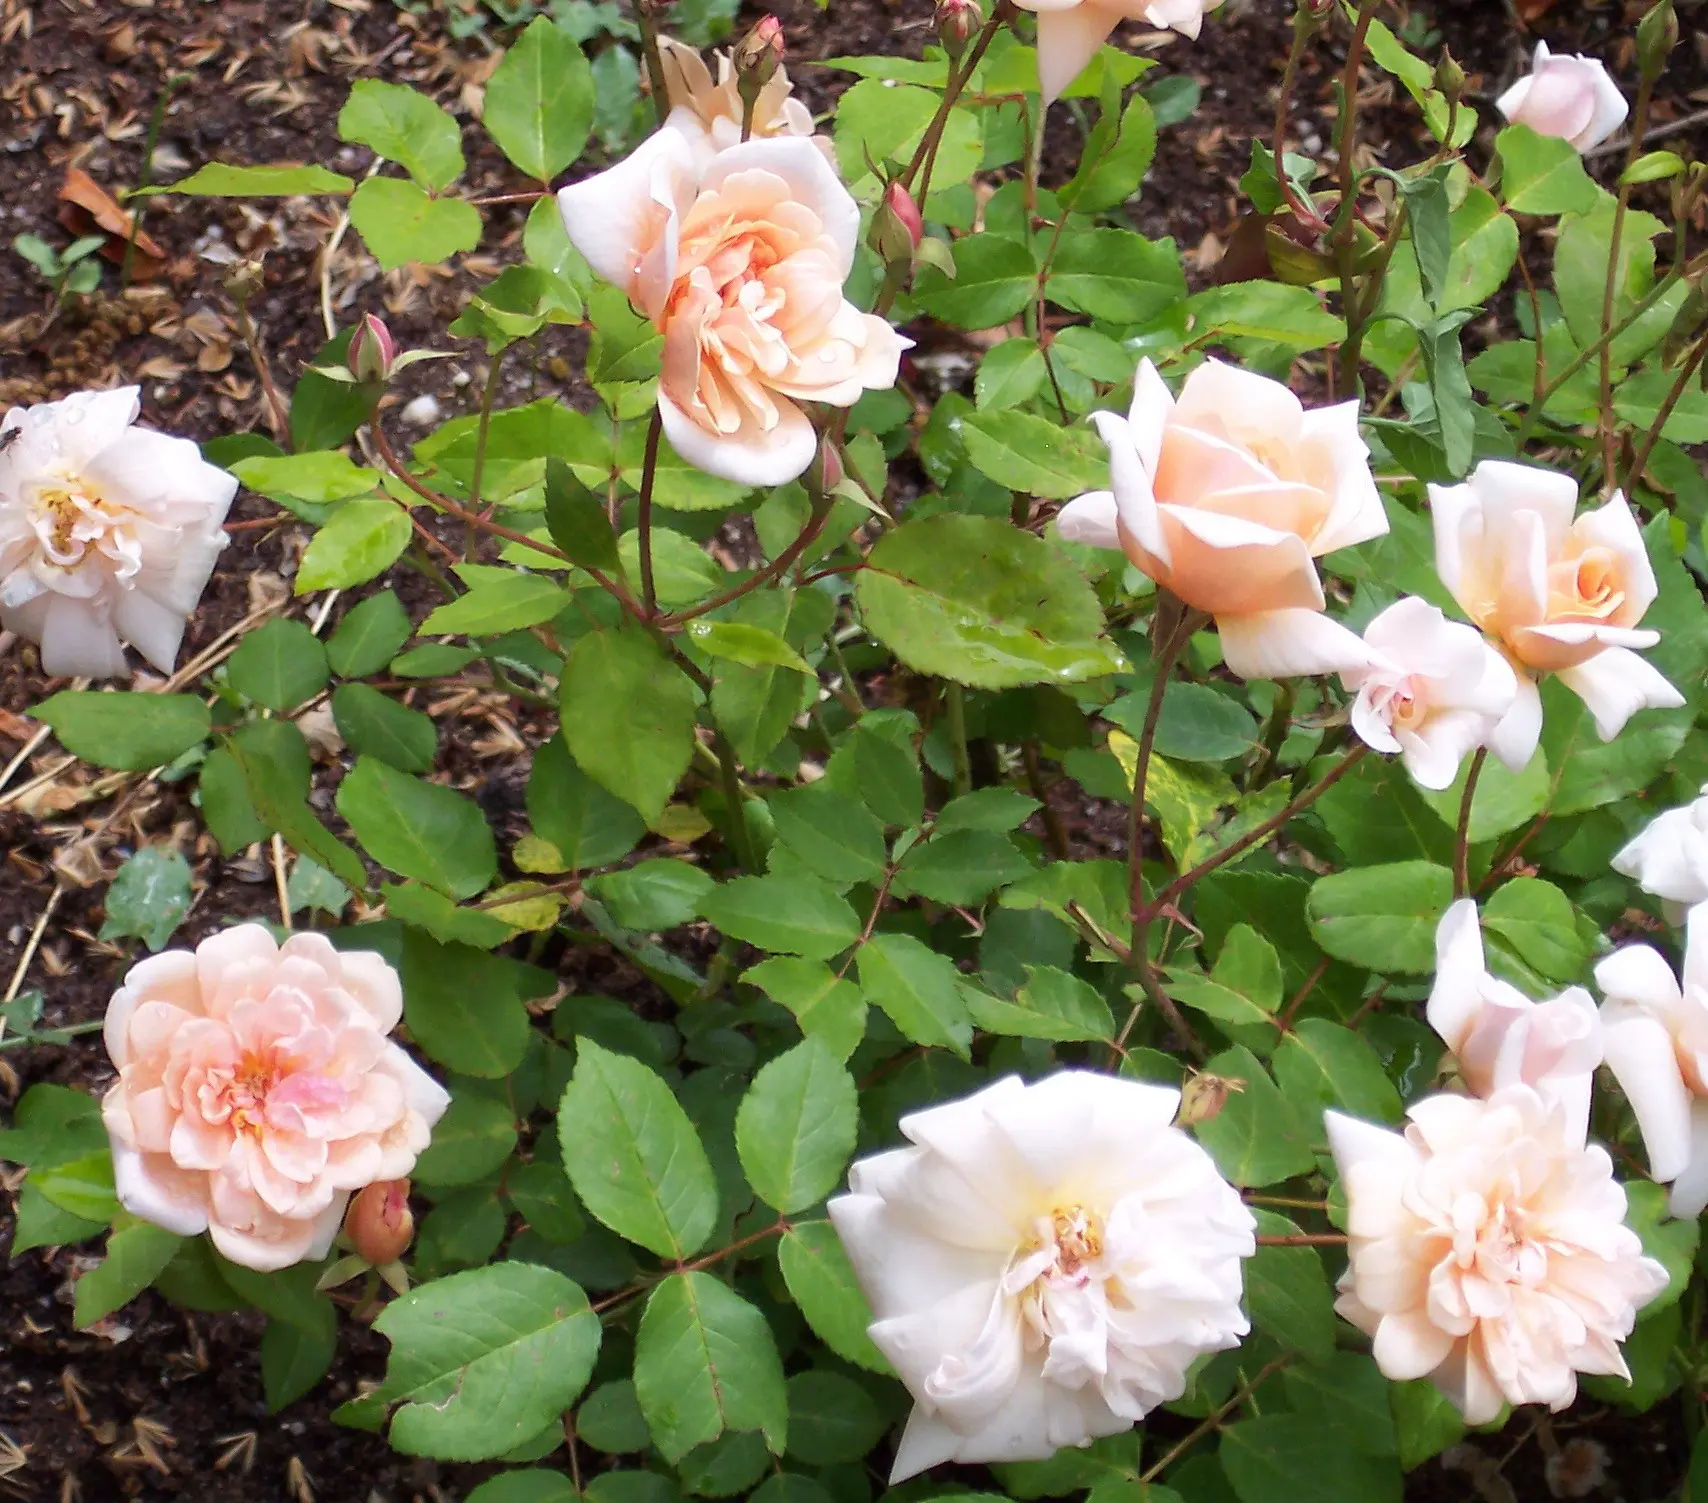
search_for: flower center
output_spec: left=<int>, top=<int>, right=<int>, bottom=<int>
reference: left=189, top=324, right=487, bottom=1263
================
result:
left=1005, top=1204, right=1110, bottom=1340
left=1451, top=1192, right=1547, bottom=1289
left=226, top=1050, right=283, bottom=1135
left=23, top=471, right=141, bottom=578
left=1547, top=545, right=1625, bottom=625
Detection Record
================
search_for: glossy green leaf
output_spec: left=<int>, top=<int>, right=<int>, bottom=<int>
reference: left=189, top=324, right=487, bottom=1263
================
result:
left=483, top=17, right=593, bottom=181
left=335, top=756, right=498, bottom=897
left=34, top=691, right=211, bottom=770
left=562, top=626, right=698, bottom=823
left=735, top=1040, right=858, bottom=1214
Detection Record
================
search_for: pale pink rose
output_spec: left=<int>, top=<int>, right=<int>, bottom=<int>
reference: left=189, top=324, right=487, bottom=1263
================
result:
left=0, top=387, right=235, bottom=678
left=1015, top=0, right=1226, bottom=104
left=1497, top=42, right=1628, bottom=154
left=829, top=1072, right=1253, bottom=1481
left=558, top=129, right=908, bottom=487
left=1430, top=462, right=1683, bottom=771
left=1341, top=598, right=1518, bottom=789
left=101, top=925, right=450, bottom=1272
left=1058, top=359, right=1388, bottom=680
left=1427, top=899, right=1603, bottom=1135
left=1612, top=785, right=1708, bottom=917
left=1594, top=907, right=1708, bottom=1218
left=656, top=36, right=829, bottom=168
left=1327, top=1089, right=1667, bottom=1425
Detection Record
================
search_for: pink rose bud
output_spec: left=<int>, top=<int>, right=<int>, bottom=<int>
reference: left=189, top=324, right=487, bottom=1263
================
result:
left=733, top=15, right=784, bottom=88
left=349, top=313, right=397, bottom=384
left=345, top=1179, right=415, bottom=1265
left=1495, top=42, right=1628, bottom=154
left=885, top=181, right=923, bottom=249
left=935, top=0, right=982, bottom=62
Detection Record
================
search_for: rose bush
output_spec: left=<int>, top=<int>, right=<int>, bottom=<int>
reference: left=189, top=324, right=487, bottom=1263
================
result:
left=5, top=0, right=1708, bottom=1497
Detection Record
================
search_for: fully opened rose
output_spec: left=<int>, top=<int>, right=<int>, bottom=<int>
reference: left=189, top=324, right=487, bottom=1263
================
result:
left=558, top=129, right=907, bottom=488
left=0, top=387, right=236, bottom=678
left=828, top=1071, right=1254, bottom=1480
left=1059, top=359, right=1388, bottom=680
left=1497, top=42, right=1628, bottom=154
left=1328, top=1089, right=1666, bottom=1425
left=1427, top=899, right=1602, bottom=1131
left=1612, top=785, right=1708, bottom=917
left=101, top=925, right=449, bottom=1272
left=1341, top=597, right=1518, bottom=790
left=1015, top=0, right=1226, bottom=105
left=1430, top=461, right=1683, bottom=770
left=1595, top=907, right=1708, bottom=1218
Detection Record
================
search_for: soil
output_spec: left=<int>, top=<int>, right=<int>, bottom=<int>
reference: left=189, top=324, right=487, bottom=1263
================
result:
left=2, top=0, right=1706, bottom=1498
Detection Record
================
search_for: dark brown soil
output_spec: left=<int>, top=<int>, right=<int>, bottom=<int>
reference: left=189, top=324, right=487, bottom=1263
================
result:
left=3, top=0, right=1706, bottom=1498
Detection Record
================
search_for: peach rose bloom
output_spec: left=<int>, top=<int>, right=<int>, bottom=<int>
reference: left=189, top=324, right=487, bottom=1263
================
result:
left=1058, top=359, right=1388, bottom=680
left=1595, top=906, right=1708, bottom=1218
left=101, top=925, right=449, bottom=1272
left=1612, top=784, right=1708, bottom=919
left=1430, top=461, right=1683, bottom=771
left=656, top=36, right=826, bottom=166
left=1497, top=43, right=1628, bottom=155
left=1328, top=1088, right=1666, bottom=1425
left=1427, top=900, right=1602, bottom=1134
left=1015, top=0, right=1225, bottom=104
left=558, top=129, right=907, bottom=488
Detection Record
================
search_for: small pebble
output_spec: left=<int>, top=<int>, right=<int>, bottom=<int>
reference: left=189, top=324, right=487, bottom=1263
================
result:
left=401, top=393, right=441, bottom=426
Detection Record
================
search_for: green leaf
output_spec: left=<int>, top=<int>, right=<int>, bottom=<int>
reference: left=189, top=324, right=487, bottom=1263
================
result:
left=1624, top=1180, right=1699, bottom=1313
left=230, top=720, right=368, bottom=892
left=331, top=683, right=437, bottom=773
left=892, top=828, right=1034, bottom=905
left=966, top=964, right=1114, bottom=1041
left=1614, top=367, right=1708, bottom=443
left=1046, top=228, right=1186, bottom=324
left=335, top=756, right=497, bottom=898
left=700, top=874, right=863, bottom=960
left=468, top=1474, right=579, bottom=1503
left=975, top=338, right=1048, bottom=411
left=286, top=855, right=349, bottom=919
left=1106, top=680, right=1258, bottom=764
left=327, top=590, right=412, bottom=678
left=199, top=746, right=269, bottom=855
left=912, top=234, right=1038, bottom=330
left=958, top=410, right=1112, bottom=499
left=1480, top=877, right=1589, bottom=985
left=1220, top=1414, right=1403, bottom=1503
left=857, top=514, right=1125, bottom=688
left=11, top=1184, right=105, bottom=1254
left=1282, top=1353, right=1397, bottom=1459
left=483, top=17, right=593, bottom=181
left=562, top=626, right=698, bottom=823
left=633, top=1272, right=789, bottom=1462
left=544, top=457, right=619, bottom=573
left=857, top=932, right=974, bottom=1058
left=73, top=1222, right=183, bottom=1327
left=586, top=858, right=714, bottom=932
left=1245, top=1211, right=1335, bottom=1362
left=777, top=1222, right=890, bottom=1373
left=784, top=1372, right=886, bottom=1465
left=414, top=1092, right=517, bottom=1186
left=298, top=497, right=413, bottom=593
left=557, top=1037, right=719, bottom=1259
left=98, top=846, right=193, bottom=951
left=423, top=574, right=572, bottom=637
left=226, top=618, right=331, bottom=710
left=1187, top=281, right=1342, bottom=350
left=936, top=787, right=1041, bottom=833
left=847, top=722, right=923, bottom=827
left=34, top=691, right=210, bottom=770
left=687, top=621, right=811, bottom=674
left=1272, top=1019, right=1402, bottom=1122
left=1390, top=1378, right=1465, bottom=1470
left=768, top=784, right=887, bottom=886
left=1067, top=93, right=1157, bottom=214
left=374, top=1263, right=600, bottom=1459
left=261, top=1312, right=338, bottom=1411
left=735, top=1040, right=858, bottom=1215
left=526, top=734, right=647, bottom=871
left=1496, top=124, right=1600, bottom=216
left=743, top=959, right=868, bottom=1062
left=402, top=930, right=539, bottom=1077
left=158, top=162, right=355, bottom=196
left=1305, top=861, right=1454, bottom=974
left=339, top=79, right=465, bottom=189
left=1319, top=755, right=1456, bottom=865
left=350, top=177, right=482, bottom=271
left=578, top=1380, right=651, bottom=1454
left=35, top=1151, right=119, bottom=1224
left=1165, top=924, right=1282, bottom=1030
left=1192, top=1044, right=1315, bottom=1187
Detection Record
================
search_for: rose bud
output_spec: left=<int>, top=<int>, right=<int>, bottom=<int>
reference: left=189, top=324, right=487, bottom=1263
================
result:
left=871, top=180, right=924, bottom=266
left=345, top=1179, right=416, bottom=1266
left=732, top=15, right=784, bottom=90
left=348, top=313, right=397, bottom=384
left=935, top=0, right=982, bottom=63
left=1175, top=1069, right=1244, bottom=1127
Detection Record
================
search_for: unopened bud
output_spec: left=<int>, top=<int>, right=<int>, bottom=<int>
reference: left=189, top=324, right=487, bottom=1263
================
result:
left=349, top=313, right=397, bottom=384
left=1637, top=0, right=1678, bottom=81
left=345, top=1179, right=414, bottom=1265
left=935, top=0, right=982, bottom=64
left=1175, top=1070, right=1245, bottom=1128
left=809, top=437, right=844, bottom=497
left=1432, top=48, right=1465, bottom=104
left=733, top=15, right=784, bottom=90
left=871, top=180, right=924, bottom=266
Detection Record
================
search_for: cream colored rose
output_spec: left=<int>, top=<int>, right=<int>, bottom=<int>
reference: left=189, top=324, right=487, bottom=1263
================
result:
left=1341, top=597, right=1518, bottom=789
left=1427, top=899, right=1602, bottom=1133
left=559, top=129, right=907, bottom=487
left=1497, top=43, right=1628, bottom=154
left=1328, top=1089, right=1666, bottom=1425
left=1014, top=0, right=1226, bottom=104
left=101, top=925, right=449, bottom=1271
left=1612, top=784, right=1708, bottom=917
left=1058, top=359, right=1388, bottom=680
left=1430, top=461, right=1683, bottom=771
left=656, top=36, right=826, bottom=167
left=829, top=1071, right=1253, bottom=1481
left=1595, top=907, right=1708, bottom=1218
